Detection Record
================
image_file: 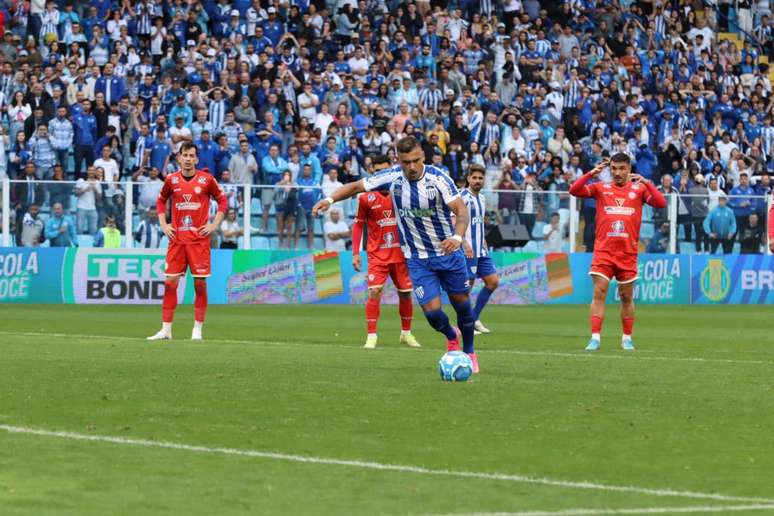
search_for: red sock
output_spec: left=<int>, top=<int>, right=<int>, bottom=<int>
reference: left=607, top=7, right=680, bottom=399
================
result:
left=591, top=314, right=604, bottom=334
left=622, top=316, right=634, bottom=336
left=194, top=279, right=207, bottom=323
left=162, top=279, right=178, bottom=323
left=398, top=295, right=413, bottom=331
left=365, top=298, right=380, bottom=334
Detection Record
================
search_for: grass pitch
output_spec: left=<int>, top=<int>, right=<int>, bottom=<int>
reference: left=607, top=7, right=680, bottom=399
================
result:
left=1, top=304, right=773, bottom=516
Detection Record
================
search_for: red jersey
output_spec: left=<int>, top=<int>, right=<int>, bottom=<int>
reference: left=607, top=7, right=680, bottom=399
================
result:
left=156, top=170, right=227, bottom=244
left=570, top=172, right=667, bottom=255
left=768, top=198, right=774, bottom=243
left=351, top=190, right=403, bottom=264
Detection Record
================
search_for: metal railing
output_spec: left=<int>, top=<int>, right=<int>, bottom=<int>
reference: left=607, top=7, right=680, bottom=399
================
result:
left=0, top=178, right=770, bottom=255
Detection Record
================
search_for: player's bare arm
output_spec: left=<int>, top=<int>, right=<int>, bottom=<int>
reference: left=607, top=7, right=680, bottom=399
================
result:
left=312, top=180, right=366, bottom=216
left=441, top=197, right=468, bottom=255
left=451, top=211, right=474, bottom=258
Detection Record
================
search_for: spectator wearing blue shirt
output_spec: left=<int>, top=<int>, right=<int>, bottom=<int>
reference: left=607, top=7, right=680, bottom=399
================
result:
left=260, top=144, right=289, bottom=232
left=299, top=143, right=323, bottom=183
left=296, top=163, right=320, bottom=250
left=729, top=173, right=756, bottom=232
left=149, top=127, right=172, bottom=174
left=168, top=96, right=194, bottom=128
left=45, top=202, right=78, bottom=247
left=196, top=130, right=219, bottom=176
left=93, top=63, right=125, bottom=107
left=72, top=99, right=97, bottom=179
left=704, top=195, right=737, bottom=254
left=263, top=7, right=285, bottom=45
left=48, top=105, right=74, bottom=172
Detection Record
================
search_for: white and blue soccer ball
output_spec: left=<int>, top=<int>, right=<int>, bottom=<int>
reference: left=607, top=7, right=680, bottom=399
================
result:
left=438, top=351, right=473, bottom=382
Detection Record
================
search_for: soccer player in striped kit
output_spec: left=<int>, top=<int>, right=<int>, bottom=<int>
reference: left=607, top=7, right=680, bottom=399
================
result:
left=461, top=164, right=499, bottom=335
left=313, top=136, right=480, bottom=373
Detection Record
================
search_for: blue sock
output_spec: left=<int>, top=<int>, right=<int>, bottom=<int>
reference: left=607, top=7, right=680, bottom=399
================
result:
left=474, top=287, right=494, bottom=320
left=451, top=299, right=476, bottom=354
left=424, top=308, right=457, bottom=340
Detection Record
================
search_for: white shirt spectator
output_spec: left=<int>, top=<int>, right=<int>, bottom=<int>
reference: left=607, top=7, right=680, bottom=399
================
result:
left=716, top=140, right=738, bottom=165
left=322, top=175, right=344, bottom=199
left=314, top=111, right=335, bottom=137
left=324, top=216, right=350, bottom=252
left=75, top=178, right=102, bottom=210
left=137, top=175, right=163, bottom=210
left=297, top=91, right=319, bottom=122
left=220, top=218, right=241, bottom=244
left=93, top=157, right=120, bottom=197
left=169, top=125, right=192, bottom=153
left=543, top=223, right=564, bottom=253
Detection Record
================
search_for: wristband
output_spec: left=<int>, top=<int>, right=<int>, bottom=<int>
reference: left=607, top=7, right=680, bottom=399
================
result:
left=325, top=196, right=335, bottom=205
left=450, top=235, right=463, bottom=244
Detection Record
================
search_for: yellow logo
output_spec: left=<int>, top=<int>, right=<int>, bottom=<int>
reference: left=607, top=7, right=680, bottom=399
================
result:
left=699, top=259, right=731, bottom=302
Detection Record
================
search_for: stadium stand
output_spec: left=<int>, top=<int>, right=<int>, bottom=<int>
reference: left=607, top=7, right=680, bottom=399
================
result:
left=0, top=0, right=771, bottom=254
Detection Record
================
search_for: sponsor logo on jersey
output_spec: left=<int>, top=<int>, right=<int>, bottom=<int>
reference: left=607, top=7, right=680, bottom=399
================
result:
left=197, top=176, right=207, bottom=184
left=604, top=204, right=635, bottom=216
left=368, top=273, right=375, bottom=281
left=368, top=193, right=375, bottom=202
left=607, top=220, right=630, bottom=238
left=180, top=215, right=195, bottom=231
left=397, top=207, right=435, bottom=218
left=171, top=176, right=179, bottom=184
left=176, top=193, right=202, bottom=211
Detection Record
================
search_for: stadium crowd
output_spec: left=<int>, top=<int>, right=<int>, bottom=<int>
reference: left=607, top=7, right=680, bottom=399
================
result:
left=0, top=0, right=773, bottom=254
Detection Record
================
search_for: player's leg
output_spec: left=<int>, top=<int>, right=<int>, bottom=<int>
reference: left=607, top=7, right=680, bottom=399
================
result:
left=615, top=262, right=639, bottom=351
left=147, top=242, right=186, bottom=340
left=440, top=252, right=478, bottom=372
left=364, top=286, right=383, bottom=349
left=391, top=262, right=419, bottom=347
left=409, top=259, right=458, bottom=349
left=189, top=241, right=212, bottom=340
left=618, top=281, right=636, bottom=351
left=473, top=256, right=498, bottom=334
left=587, top=274, right=610, bottom=351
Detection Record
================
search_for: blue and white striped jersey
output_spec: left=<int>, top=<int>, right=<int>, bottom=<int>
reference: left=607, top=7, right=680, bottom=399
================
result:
left=363, top=165, right=460, bottom=259
left=461, top=188, right=487, bottom=258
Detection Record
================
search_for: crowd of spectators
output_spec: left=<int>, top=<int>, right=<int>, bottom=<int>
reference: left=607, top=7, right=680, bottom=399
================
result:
left=0, top=0, right=772, bottom=253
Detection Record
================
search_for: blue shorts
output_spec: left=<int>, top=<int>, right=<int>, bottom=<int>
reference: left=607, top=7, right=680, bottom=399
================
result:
left=407, top=250, right=470, bottom=305
left=466, top=255, right=497, bottom=280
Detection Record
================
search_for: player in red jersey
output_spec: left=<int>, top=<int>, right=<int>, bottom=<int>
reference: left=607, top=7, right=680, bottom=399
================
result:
left=351, top=155, right=419, bottom=349
left=147, top=142, right=227, bottom=341
left=569, top=153, right=667, bottom=351
left=768, top=195, right=774, bottom=253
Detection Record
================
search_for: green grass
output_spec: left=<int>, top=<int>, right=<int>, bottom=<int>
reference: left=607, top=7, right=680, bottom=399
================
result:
left=1, top=304, right=774, bottom=515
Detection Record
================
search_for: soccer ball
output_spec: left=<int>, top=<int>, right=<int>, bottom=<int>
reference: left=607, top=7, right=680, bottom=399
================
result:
left=438, top=351, right=473, bottom=382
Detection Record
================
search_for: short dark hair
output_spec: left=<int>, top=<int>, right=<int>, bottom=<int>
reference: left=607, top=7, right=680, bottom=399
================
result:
left=468, top=163, right=486, bottom=175
left=610, top=152, right=631, bottom=164
left=396, top=136, right=421, bottom=154
left=372, top=154, right=391, bottom=167
left=179, top=142, right=197, bottom=155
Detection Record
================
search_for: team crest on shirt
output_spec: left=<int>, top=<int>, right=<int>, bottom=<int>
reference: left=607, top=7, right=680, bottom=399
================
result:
left=368, top=273, right=375, bottom=281
left=368, top=193, right=375, bottom=202
left=194, top=186, right=202, bottom=194
left=425, top=185, right=437, bottom=200
left=197, top=176, right=208, bottom=184
left=628, top=192, right=637, bottom=199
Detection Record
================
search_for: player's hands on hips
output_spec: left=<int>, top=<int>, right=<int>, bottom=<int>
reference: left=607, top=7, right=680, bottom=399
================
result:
left=198, top=223, right=217, bottom=236
left=312, top=199, right=330, bottom=217
left=440, top=236, right=462, bottom=255
left=463, top=241, right=474, bottom=258
left=161, top=222, right=176, bottom=240
left=352, top=254, right=362, bottom=271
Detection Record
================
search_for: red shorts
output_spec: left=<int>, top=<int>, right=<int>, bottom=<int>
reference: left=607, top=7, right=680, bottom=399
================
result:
left=589, top=252, right=639, bottom=284
left=367, top=261, right=413, bottom=292
left=165, top=240, right=211, bottom=277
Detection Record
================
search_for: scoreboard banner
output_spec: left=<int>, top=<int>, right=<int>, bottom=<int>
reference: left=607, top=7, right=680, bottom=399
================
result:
left=691, top=255, right=774, bottom=304
left=0, top=247, right=765, bottom=305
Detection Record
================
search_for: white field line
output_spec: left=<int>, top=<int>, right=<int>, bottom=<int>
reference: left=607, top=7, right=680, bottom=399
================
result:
left=2, top=330, right=774, bottom=367
left=437, top=504, right=774, bottom=516
left=1, top=424, right=773, bottom=506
